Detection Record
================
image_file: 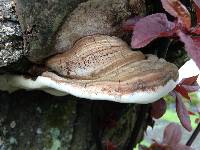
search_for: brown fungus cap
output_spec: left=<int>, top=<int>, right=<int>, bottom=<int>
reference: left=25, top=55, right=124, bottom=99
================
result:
left=0, top=35, right=178, bottom=104
left=0, top=35, right=178, bottom=103
left=44, top=35, right=179, bottom=103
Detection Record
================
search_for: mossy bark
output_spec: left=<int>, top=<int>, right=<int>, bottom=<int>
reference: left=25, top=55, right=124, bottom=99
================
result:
left=0, top=0, right=23, bottom=67
left=0, top=0, right=187, bottom=150
left=0, top=91, right=152, bottom=150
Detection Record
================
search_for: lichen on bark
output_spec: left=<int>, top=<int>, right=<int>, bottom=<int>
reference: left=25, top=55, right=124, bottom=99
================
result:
left=0, top=0, right=24, bottom=67
left=0, top=91, right=151, bottom=150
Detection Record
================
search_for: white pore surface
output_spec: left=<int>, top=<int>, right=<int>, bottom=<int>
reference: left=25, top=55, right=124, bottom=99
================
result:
left=0, top=74, right=177, bottom=104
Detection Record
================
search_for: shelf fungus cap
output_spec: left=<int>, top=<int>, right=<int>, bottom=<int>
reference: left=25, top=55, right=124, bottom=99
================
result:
left=0, top=35, right=179, bottom=103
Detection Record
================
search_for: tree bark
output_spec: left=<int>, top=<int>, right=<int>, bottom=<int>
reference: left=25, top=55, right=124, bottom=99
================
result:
left=0, top=91, right=152, bottom=150
left=0, top=0, right=160, bottom=149
left=0, top=0, right=23, bottom=67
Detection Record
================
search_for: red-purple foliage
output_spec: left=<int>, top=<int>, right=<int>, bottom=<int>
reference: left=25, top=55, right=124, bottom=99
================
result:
left=123, top=1, right=200, bottom=147
left=160, top=0, right=191, bottom=29
left=150, top=75, right=199, bottom=131
left=170, top=75, right=199, bottom=131
left=123, top=0, right=200, bottom=131
left=139, top=123, right=193, bottom=150
left=175, top=85, right=190, bottom=100
left=131, top=13, right=175, bottom=48
left=179, top=75, right=199, bottom=85
left=193, top=0, right=200, bottom=23
left=151, top=74, right=199, bottom=131
left=194, top=0, right=200, bottom=7
left=151, top=98, right=167, bottom=119
left=175, top=92, right=192, bottom=131
left=179, top=75, right=200, bottom=92
left=178, top=31, right=200, bottom=70
left=123, top=0, right=200, bottom=68
left=122, top=16, right=141, bottom=31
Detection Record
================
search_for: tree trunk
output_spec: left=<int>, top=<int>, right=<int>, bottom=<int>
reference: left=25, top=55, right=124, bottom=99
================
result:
left=0, top=91, right=152, bottom=150
left=0, top=0, right=154, bottom=149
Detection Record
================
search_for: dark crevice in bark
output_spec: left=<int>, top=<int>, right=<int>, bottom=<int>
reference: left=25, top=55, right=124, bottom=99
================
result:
left=125, top=104, right=150, bottom=150
left=91, top=102, right=103, bottom=150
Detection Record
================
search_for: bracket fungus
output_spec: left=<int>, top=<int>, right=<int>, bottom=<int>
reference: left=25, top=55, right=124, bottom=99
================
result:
left=0, top=35, right=178, bottom=103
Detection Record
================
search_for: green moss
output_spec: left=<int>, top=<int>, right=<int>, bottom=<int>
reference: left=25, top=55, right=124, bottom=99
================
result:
left=45, top=100, right=76, bottom=129
left=50, top=139, right=61, bottom=150
left=43, top=134, right=53, bottom=149
left=49, top=128, right=61, bottom=150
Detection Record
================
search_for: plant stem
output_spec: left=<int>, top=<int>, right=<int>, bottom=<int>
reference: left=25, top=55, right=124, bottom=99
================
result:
left=186, top=122, right=200, bottom=146
left=162, top=39, right=173, bottom=59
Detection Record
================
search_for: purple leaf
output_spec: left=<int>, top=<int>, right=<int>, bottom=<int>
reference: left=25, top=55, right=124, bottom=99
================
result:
left=182, top=85, right=200, bottom=92
left=151, top=98, right=167, bottom=119
left=178, top=31, right=200, bottom=69
left=179, top=75, right=199, bottom=85
left=131, top=13, right=175, bottom=48
left=169, top=91, right=177, bottom=97
left=143, top=123, right=193, bottom=149
left=160, top=0, right=191, bottom=29
left=175, top=85, right=190, bottom=100
left=193, top=0, right=200, bottom=24
left=188, top=111, right=196, bottom=116
left=176, top=92, right=192, bottom=131
left=162, top=123, right=182, bottom=145
left=122, top=16, right=141, bottom=31
left=194, top=0, right=200, bottom=8
left=190, top=24, right=200, bottom=34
